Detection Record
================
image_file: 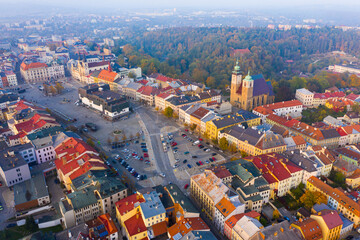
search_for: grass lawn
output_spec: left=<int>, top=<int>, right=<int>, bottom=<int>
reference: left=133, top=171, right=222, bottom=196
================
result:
left=0, top=224, right=63, bottom=240
left=40, top=224, right=63, bottom=233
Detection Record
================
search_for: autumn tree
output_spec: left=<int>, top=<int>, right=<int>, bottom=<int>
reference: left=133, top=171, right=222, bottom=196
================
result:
left=229, top=143, right=237, bottom=153
left=122, top=134, right=127, bottom=141
left=86, top=138, right=95, bottom=147
left=55, top=82, right=64, bottom=94
left=219, top=137, right=229, bottom=151
left=163, top=107, right=173, bottom=118
left=272, top=210, right=280, bottom=220
left=206, top=76, right=216, bottom=88
left=300, top=190, right=327, bottom=209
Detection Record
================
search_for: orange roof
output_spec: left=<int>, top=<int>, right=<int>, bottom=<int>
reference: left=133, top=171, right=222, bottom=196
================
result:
left=98, top=69, right=118, bottom=82
left=225, top=211, right=261, bottom=230
left=292, top=135, right=306, bottom=146
left=98, top=213, right=118, bottom=235
left=347, top=169, right=360, bottom=179
left=21, top=62, right=48, bottom=71
left=215, top=197, right=236, bottom=218
left=151, top=221, right=167, bottom=237
left=168, top=219, right=193, bottom=240
left=308, top=176, right=360, bottom=217
left=292, top=217, right=322, bottom=240
left=124, top=213, right=147, bottom=237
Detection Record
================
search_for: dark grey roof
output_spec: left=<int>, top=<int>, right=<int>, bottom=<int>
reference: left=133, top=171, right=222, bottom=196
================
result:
left=0, top=93, right=19, bottom=104
left=14, top=173, right=49, bottom=205
left=320, top=129, right=340, bottom=139
left=252, top=74, right=274, bottom=97
left=0, top=151, right=28, bottom=171
left=281, top=151, right=317, bottom=173
left=166, top=95, right=201, bottom=106
left=225, top=125, right=262, bottom=146
left=165, top=184, right=199, bottom=214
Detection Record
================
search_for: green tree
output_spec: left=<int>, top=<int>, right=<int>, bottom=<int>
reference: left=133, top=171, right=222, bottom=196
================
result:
left=300, top=190, right=327, bottom=209
left=25, top=216, right=38, bottom=232
left=190, top=124, right=197, bottom=131
left=219, top=137, right=229, bottom=151
left=229, top=143, right=237, bottom=153
left=163, top=107, right=174, bottom=118
left=128, top=72, right=136, bottom=79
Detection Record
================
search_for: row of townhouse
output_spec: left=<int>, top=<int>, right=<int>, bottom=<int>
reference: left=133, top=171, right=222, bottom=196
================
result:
left=252, top=99, right=303, bottom=121
left=219, top=125, right=287, bottom=156
left=268, top=113, right=360, bottom=149
left=307, top=176, right=360, bottom=228
left=295, top=88, right=349, bottom=108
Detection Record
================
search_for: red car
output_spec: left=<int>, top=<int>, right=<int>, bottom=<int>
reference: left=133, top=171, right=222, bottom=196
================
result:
left=212, top=157, right=216, bottom=161
left=171, top=142, right=177, bottom=146
left=185, top=129, right=189, bottom=132
left=144, top=153, right=149, bottom=157
left=199, top=161, right=203, bottom=165
left=140, top=157, right=144, bottom=161
left=198, top=144, right=202, bottom=147
left=184, top=184, right=189, bottom=189
left=199, top=138, right=203, bottom=141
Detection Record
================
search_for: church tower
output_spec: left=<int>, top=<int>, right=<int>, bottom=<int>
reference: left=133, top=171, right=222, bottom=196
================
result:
left=230, top=60, right=242, bottom=106
left=242, top=71, right=254, bottom=110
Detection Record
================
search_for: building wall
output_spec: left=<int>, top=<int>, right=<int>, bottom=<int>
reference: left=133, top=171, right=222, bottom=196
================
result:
left=35, top=146, right=56, bottom=164
left=0, top=164, right=31, bottom=187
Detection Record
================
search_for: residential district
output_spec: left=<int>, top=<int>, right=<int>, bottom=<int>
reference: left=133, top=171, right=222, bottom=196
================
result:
left=2, top=35, right=360, bottom=240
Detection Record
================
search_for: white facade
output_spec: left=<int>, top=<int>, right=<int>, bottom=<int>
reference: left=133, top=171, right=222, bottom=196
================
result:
left=32, top=137, right=56, bottom=164
left=5, top=72, right=18, bottom=86
left=214, top=196, right=245, bottom=234
left=21, top=63, right=65, bottom=83
left=295, top=88, right=314, bottom=107
left=0, top=158, right=31, bottom=187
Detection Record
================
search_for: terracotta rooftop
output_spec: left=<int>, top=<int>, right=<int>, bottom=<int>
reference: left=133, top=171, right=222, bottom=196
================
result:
left=292, top=217, right=322, bottom=240
left=20, top=62, right=47, bottom=70
left=216, top=197, right=236, bottom=218
left=124, top=213, right=147, bottom=237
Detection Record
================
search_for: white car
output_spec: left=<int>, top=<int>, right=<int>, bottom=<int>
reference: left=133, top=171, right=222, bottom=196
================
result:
left=205, top=148, right=211, bottom=152
left=159, top=173, right=166, bottom=178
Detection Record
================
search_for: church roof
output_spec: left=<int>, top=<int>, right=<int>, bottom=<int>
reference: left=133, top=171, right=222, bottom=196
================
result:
left=236, top=74, right=274, bottom=97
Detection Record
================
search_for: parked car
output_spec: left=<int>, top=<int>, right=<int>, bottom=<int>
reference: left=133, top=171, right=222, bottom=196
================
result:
left=85, top=123, right=97, bottom=131
left=196, top=162, right=200, bottom=166
left=184, top=151, right=190, bottom=155
left=187, top=164, right=192, bottom=168
left=159, top=173, right=166, bottom=178
left=144, top=153, right=149, bottom=157
left=184, top=184, right=189, bottom=189
left=199, top=161, right=203, bottom=165
left=212, top=157, right=216, bottom=161
left=211, top=153, right=217, bottom=156
left=183, top=159, right=188, bottom=163
left=192, top=155, right=198, bottom=158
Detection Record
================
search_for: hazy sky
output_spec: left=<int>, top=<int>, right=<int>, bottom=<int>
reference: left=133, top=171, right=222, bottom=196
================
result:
left=1, top=0, right=360, bottom=9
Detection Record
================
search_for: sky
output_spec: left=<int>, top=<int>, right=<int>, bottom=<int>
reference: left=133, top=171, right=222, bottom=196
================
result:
left=1, top=0, right=360, bottom=9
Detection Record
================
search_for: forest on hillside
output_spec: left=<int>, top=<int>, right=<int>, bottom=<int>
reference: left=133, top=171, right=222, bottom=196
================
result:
left=115, top=27, right=360, bottom=100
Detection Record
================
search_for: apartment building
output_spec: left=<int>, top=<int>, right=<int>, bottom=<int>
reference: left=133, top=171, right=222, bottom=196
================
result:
left=190, top=170, right=230, bottom=220
left=214, top=195, right=245, bottom=233
left=0, top=150, right=31, bottom=186
left=20, top=62, right=65, bottom=83
left=307, top=176, right=360, bottom=227
left=252, top=100, right=303, bottom=121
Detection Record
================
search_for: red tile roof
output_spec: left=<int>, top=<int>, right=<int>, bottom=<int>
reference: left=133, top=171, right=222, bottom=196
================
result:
left=184, top=217, right=209, bottom=231
left=151, top=221, right=167, bottom=237
left=318, top=209, right=343, bottom=230
left=115, top=193, right=145, bottom=216
left=124, top=213, right=147, bottom=237
left=253, top=100, right=303, bottom=115
left=21, top=62, right=48, bottom=71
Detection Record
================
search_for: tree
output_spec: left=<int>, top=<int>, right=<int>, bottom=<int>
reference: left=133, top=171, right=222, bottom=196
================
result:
left=25, top=216, right=38, bottom=232
left=50, top=86, right=57, bottom=95
left=219, top=137, right=229, bottom=151
left=300, top=190, right=327, bottom=209
left=164, top=107, right=174, bottom=118
left=273, top=210, right=280, bottom=220
left=122, top=134, right=127, bottom=141
left=229, top=143, right=237, bottom=153
left=55, top=82, right=64, bottom=94
left=206, top=76, right=216, bottom=88
left=86, top=138, right=95, bottom=147
left=190, top=124, right=197, bottom=131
